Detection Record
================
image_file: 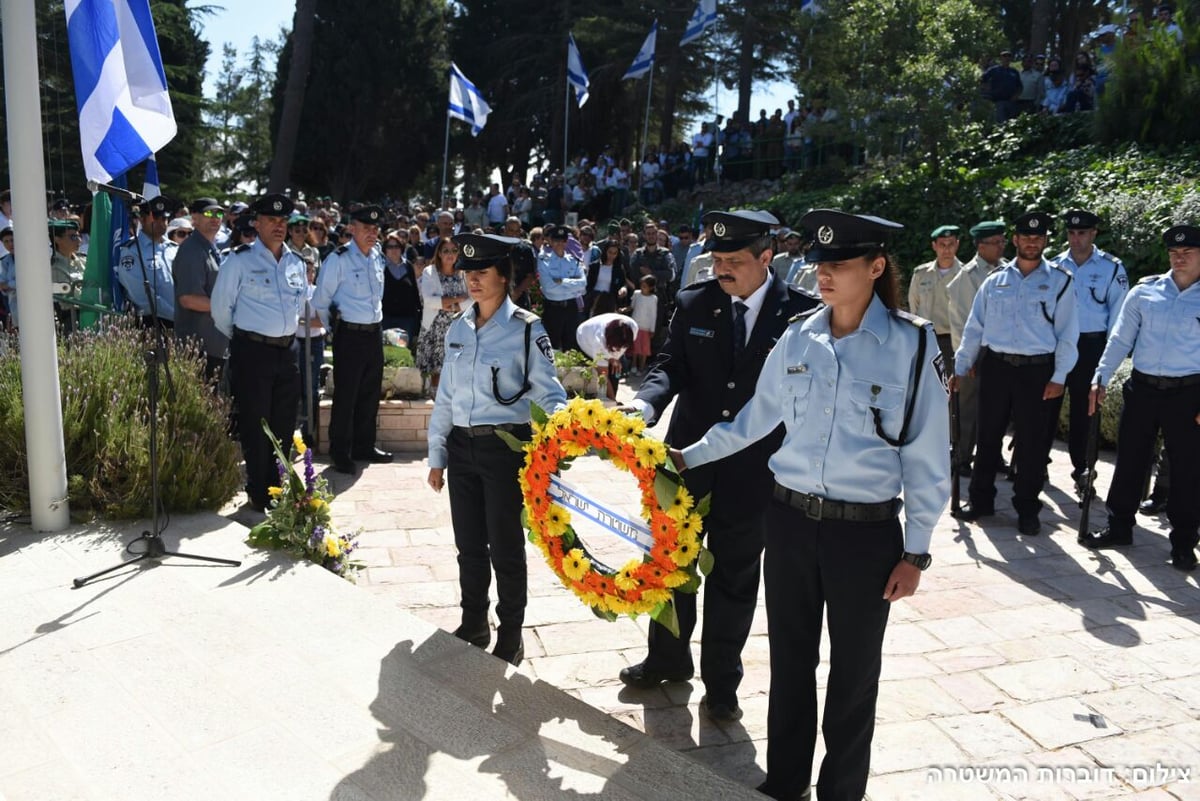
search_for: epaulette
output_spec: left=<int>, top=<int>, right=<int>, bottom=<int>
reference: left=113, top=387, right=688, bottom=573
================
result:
left=232, top=243, right=252, bottom=254
left=1049, top=262, right=1073, bottom=284
left=788, top=307, right=822, bottom=324
left=1097, top=247, right=1122, bottom=266
left=118, top=236, right=136, bottom=248
left=335, top=244, right=349, bottom=255
left=891, top=309, right=932, bottom=329
left=512, top=308, right=538, bottom=324
left=1137, top=274, right=1157, bottom=285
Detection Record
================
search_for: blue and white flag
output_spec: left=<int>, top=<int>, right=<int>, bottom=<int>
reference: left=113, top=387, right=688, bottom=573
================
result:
left=448, top=62, right=492, bottom=136
left=567, top=33, right=590, bottom=107
left=141, top=153, right=160, bottom=200
left=680, top=0, right=718, bottom=47
left=64, top=0, right=177, bottom=184
left=800, top=0, right=822, bottom=13
left=623, top=21, right=658, bottom=80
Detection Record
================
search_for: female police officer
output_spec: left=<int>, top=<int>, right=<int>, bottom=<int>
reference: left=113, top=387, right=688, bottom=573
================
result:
left=426, top=233, right=567, bottom=666
left=671, top=210, right=950, bottom=801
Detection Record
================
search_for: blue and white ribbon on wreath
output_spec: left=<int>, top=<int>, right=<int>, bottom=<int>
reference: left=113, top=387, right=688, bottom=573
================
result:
left=549, top=475, right=655, bottom=553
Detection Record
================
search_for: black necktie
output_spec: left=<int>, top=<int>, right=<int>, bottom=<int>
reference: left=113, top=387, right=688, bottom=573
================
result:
left=733, top=300, right=748, bottom=359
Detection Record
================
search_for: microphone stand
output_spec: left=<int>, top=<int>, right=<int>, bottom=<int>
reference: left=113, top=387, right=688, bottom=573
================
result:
left=74, top=202, right=240, bottom=588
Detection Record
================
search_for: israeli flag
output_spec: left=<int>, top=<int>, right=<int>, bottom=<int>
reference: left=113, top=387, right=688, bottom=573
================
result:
left=141, top=153, right=160, bottom=200
left=801, top=0, right=822, bottom=13
left=448, top=62, right=492, bottom=136
left=623, top=21, right=658, bottom=80
left=65, top=0, right=177, bottom=184
left=567, top=33, right=590, bottom=107
left=680, top=0, right=718, bottom=47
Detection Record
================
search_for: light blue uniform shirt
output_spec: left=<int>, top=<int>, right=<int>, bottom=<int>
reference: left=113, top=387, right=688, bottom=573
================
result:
left=312, top=242, right=384, bottom=327
left=1053, top=246, right=1128, bottom=335
left=427, top=297, right=567, bottom=469
left=116, top=232, right=176, bottom=320
left=0, top=253, right=15, bottom=325
left=681, top=296, right=951, bottom=553
left=537, top=251, right=587, bottom=301
left=955, top=259, right=1079, bottom=384
left=1094, top=272, right=1200, bottom=386
left=210, top=240, right=307, bottom=338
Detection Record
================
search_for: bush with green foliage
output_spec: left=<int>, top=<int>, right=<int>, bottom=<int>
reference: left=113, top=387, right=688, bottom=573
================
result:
left=1056, top=358, right=1132, bottom=449
left=1098, top=20, right=1200, bottom=146
left=0, top=321, right=242, bottom=518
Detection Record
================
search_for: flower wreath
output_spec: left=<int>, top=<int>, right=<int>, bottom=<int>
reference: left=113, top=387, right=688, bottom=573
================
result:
left=498, top=397, right=712, bottom=635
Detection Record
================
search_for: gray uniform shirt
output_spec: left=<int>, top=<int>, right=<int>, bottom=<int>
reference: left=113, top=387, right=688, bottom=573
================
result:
left=172, top=231, right=229, bottom=358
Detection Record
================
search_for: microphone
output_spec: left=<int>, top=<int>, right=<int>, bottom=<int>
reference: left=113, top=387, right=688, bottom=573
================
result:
left=86, top=180, right=145, bottom=204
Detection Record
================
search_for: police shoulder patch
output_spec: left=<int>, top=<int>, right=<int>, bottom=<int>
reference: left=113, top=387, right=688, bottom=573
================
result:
left=932, top=350, right=950, bottom=397
left=513, top=308, right=539, bottom=324
left=233, top=243, right=252, bottom=254
left=787, top=306, right=821, bottom=325
left=890, top=309, right=931, bottom=329
left=535, top=333, right=554, bottom=363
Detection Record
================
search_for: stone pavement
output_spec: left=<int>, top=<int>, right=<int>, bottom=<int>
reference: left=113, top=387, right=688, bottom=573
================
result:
left=328, top=377, right=1200, bottom=800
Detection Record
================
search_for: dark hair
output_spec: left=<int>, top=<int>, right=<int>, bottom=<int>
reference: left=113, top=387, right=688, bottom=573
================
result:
left=603, top=319, right=636, bottom=351
left=864, top=248, right=900, bottom=309
left=640, top=274, right=657, bottom=289
left=747, top=235, right=774, bottom=259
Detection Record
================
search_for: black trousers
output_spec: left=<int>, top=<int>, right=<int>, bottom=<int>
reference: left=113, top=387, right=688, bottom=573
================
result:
left=970, top=352, right=1055, bottom=516
left=1046, top=333, right=1106, bottom=474
left=229, top=335, right=299, bottom=508
left=447, top=426, right=530, bottom=632
left=1105, top=377, right=1200, bottom=555
left=761, top=501, right=902, bottom=801
left=644, top=464, right=765, bottom=705
left=329, top=326, right=382, bottom=460
left=541, top=300, right=580, bottom=352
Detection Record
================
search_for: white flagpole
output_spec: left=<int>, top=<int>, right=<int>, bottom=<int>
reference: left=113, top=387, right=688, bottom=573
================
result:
left=2, top=0, right=70, bottom=531
left=564, top=63, right=571, bottom=177
left=640, top=66, right=655, bottom=172
left=441, top=111, right=451, bottom=210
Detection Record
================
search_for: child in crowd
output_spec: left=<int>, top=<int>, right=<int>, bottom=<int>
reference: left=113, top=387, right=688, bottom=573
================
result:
left=629, top=274, right=658, bottom=375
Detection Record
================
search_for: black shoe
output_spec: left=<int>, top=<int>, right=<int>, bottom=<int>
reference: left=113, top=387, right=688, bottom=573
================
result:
left=1171, top=550, right=1198, bottom=572
left=453, top=621, right=490, bottom=649
left=755, top=781, right=812, bottom=801
left=353, top=447, right=394, bottom=463
left=1139, top=497, right=1168, bottom=515
left=1017, top=516, right=1042, bottom=536
left=492, top=634, right=524, bottom=666
left=1079, top=528, right=1133, bottom=549
left=957, top=502, right=994, bottom=521
left=331, top=457, right=359, bottom=475
left=701, top=695, right=743, bottom=722
left=618, top=661, right=694, bottom=688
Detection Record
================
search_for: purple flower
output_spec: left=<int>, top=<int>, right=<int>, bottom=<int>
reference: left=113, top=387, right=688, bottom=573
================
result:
left=276, top=458, right=286, bottom=482
left=309, top=525, right=325, bottom=549
left=304, top=450, right=315, bottom=492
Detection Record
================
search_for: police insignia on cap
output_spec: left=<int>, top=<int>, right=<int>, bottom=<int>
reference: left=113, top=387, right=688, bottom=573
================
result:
left=713, top=222, right=726, bottom=237
left=1070, top=215, right=1081, bottom=225
left=1029, top=218, right=1040, bottom=229
left=463, top=244, right=476, bottom=258
left=817, top=225, right=834, bottom=244
left=273, top=201, right=282, bottom=211
left=1177, top=232, right=1186, bottom=242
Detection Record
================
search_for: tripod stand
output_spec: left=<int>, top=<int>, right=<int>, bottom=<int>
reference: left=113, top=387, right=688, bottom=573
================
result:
left=73, top=202, right=240, bottom=587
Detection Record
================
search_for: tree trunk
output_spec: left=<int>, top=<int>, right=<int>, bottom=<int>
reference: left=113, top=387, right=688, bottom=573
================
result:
left=268, top=0, right=317, bottom=193
left=1028, top=0, right=1054, bottom=59
left=736, top=11, right=756, bottom=124
left=658, top=32, right=684, bottom=147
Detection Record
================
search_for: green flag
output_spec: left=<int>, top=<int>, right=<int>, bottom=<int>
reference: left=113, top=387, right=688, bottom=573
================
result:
left=79, top=192, right=112, bottom=329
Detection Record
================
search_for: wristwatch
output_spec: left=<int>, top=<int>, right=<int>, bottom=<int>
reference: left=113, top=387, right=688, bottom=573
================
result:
left=901, top=551, right=932, bottom=570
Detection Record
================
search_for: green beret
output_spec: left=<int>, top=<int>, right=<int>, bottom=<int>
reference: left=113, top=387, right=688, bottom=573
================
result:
left=968, top=220, right=1006, bottom=239
left=930, top=225, right=961, bottom=239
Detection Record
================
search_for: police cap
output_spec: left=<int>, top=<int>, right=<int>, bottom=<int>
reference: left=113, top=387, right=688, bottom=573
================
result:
left=701, top=209, right=779, bottom=253
left=930, top=224, right=961, bottom=240
left=799, top=208, right=903, bottom=262
left=968, top=220, right=1006, bottom=239
left=349, top=205, right=384, bottom=225
left=1014, top=211, right=1054, bottom=236
left=1163, top=224, right=1200, bottom=248
left=140, top=195, right=180, bottom=218
left=251, top=193, right=293, bottom=218
left=547, top=224, right=571, bottom=241
left=1063, top=209, right=1100, bottom=230
left=453, top=233, right=521, bottom=271
left=234, top=215, right=258, bottom=235
left=191, top=197, right=223, bottom=214
left=229, top=201, right=250, bottom=214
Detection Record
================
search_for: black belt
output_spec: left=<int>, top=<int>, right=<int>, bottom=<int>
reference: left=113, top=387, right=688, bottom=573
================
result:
left=454, top=423, right=528, bottom=438
left=340, top=321, right=380, bottom=332
left=772, top=483, right=900, bottom=522
left=542, top=298, right=578, bottom=307
left=1078, top=331, right=1107, bottom=342
left=1132, top=369, right=1200, bottom=390
left=991, top=351, right=1054, bottom=367
left=234, top=327, right=294, bottom=348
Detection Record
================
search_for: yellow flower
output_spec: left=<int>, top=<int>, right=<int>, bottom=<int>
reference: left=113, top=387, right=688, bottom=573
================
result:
left=560, top=440, right=589, bottom=458
left=607, top=596, right=632, bottom=615
left=663, top=570, right=691, bottom=588
left=677, top=513, right=703, bottom=538
left=642, top=588, right=672, bottom=605
left=324, top=534, right=343, bottom=559
left=614, top=559, right=642, bottom=592
left=614, top=415, right=646, bottom=439
left=267, top=486, right=284, bottom=498
left=665, top=487, right=695, bottom=522
left=541, top=504, right=572, bottom=538
left=309, top=498, right=328, bottom=511
left=669, top=537, right=698, bottom=567
left=590, top=408, right=614, bottom=435
left=579, top=591, right=604, bottom=609
left=634, top=439, right=666, bottom=469
left=563, top=547, right=591, bottom=581
left=292, top=434, right=307, bottom=455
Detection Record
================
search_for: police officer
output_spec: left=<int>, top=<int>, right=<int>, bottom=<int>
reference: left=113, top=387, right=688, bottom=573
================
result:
left=1080, top=224, right=1200, bottom=571
left=675, top=209, right=949, bottom=801
left=426, top=233, right=567, bottom=666
left=173, top=197, right=229, bottom=383
left=953, top=212, right=1079, bottom=536
left=211, top=193, right=307, bottom=513
left=946, top=220, right=1008, bottom=476
left=620, top=209, right=820, bottom=723
left=908, top=224, right=963, bottom=369
left=117, top=195, right=179, bottom=329
left=1050, top=210, right=1128, bottom=489
left=312, top=204, right=392, bottom=474
left=536, top=224, right=587, bottom=350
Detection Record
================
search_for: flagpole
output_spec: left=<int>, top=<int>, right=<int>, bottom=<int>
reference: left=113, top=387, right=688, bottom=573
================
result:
left=639, top=66, right=654, bottom=174
left=563, top=62, right=570, bottom=177
left=441, top=110, right=451, bottom=210
left=1, top=0, right=70, bottom=531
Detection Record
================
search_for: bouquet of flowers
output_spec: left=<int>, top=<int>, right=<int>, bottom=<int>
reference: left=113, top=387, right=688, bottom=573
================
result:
left=247, top=420, right=359, bottom=580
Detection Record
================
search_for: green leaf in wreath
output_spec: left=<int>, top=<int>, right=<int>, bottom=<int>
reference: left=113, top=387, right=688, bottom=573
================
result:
left=591, top=604, right=618, bottom=622
left=653, top=469, right=679, bottom=511
left=652, top=600, right=680, bottom=638
left=678, top=571, right=701, bottom=594
left=530, top=402, right=548, bottom=426
left=520, top=506, right=530, bottom=530
left=494, top=428, right=528, bottom=453
left=695, top=492, right=712, bottom=519
left=697, top=547, right=715, bottom=577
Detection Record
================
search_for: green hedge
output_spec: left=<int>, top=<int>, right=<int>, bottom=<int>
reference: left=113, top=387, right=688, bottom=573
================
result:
left=1055, top=358, right=1132, bottom=450
left=0, top=322, right=242, bottom=518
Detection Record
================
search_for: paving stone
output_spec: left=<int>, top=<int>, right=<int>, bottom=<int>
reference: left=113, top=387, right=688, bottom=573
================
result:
left=982, top=656, right=1112, bottom=703
left=999, top=698, right=1124, bottom=749
left=867, top=766, right=1004, bottom=800
left=870, top=719, right=967, bottom=775
left=976, top=605, right=1083, bottom=640
left=931, top=711, right=1038, bottom=760
left=918, top=615, right=1006, bottom=648
left=529, top=650, right=635, bottom=690
left=1080, top=729, right=1200, bottom=790
left=882, top=622, right=948, bottom=655
left=1080, top=686, right=1193, bottom=732
left=875, top=677, right=970, bottom=724
left=928, top=645, right=1008, bottom=673
left=932, top=671, right=1011, bottom=712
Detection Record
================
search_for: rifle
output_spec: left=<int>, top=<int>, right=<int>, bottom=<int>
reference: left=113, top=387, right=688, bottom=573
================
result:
left=950, top=388, right=962, bottom=516
left=1078, top=409, right=1102, bottom=537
